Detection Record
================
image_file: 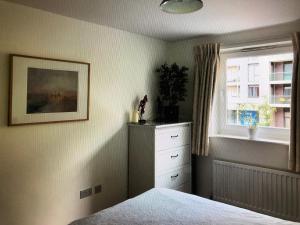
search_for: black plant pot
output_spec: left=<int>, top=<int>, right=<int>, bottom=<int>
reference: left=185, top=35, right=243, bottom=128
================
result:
left=164, top=105, right=179, bottom=123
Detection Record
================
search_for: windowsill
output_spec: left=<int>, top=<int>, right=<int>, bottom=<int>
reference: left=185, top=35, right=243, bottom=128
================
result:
left=210, top=134, right=289, bottom=146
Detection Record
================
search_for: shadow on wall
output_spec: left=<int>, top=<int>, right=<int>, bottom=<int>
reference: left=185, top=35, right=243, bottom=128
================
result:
left=66, top=111, right=131, bottom=222
left=192, top=154, right=213, bottom=198
left=1, top=123, right=130, bottom=225
left=0, top=49, right=158, bottom=225
left=0, top=105, right=130, bottom=225
left=0, top=53, right=10, bottom=127
left=86, top=122, right=129, bottom=215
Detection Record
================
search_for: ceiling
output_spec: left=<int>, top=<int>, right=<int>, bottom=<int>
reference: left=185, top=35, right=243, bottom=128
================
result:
left=5, top=0, right=300, bottom=41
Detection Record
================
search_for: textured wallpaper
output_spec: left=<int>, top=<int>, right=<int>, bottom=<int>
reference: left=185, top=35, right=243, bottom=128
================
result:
left=0, top=1, right=167, bottom=225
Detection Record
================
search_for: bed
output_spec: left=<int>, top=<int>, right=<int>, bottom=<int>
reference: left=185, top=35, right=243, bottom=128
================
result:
left=70, top=188, right=299, bottom=225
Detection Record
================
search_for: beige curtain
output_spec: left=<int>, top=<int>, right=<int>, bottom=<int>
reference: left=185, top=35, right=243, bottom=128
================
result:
left=289, top=32, right=300, bottom=173
left=192, top=43, right=220, bottom=156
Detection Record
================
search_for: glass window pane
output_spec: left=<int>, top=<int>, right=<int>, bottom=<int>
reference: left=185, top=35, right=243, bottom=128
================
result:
left=226, top=53, right=293, bottom=128
left=248, top=63, right=259, bottom=83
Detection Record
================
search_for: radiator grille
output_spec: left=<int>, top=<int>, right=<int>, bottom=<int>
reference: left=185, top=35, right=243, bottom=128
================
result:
left=213, top=160, right=300, bottom=222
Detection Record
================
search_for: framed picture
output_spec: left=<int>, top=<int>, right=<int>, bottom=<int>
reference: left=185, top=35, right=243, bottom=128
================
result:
left=9, top=54, right=90, bottom=126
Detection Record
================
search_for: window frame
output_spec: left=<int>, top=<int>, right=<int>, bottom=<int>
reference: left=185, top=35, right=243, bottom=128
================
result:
left=213, top=45, right=293, bottom=142
left=248, top=85, right=260, bottom=98
left=248, top=63, right=260, bottom=83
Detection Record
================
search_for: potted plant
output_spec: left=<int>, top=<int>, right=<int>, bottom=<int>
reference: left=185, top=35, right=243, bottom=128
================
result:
left=240, top=109, right=258, bottom=140
left=238, top=100, right=276, bottom=139
left=156, top=63, right=188, bottom=122
left=246, top=116, right=257, bottom=140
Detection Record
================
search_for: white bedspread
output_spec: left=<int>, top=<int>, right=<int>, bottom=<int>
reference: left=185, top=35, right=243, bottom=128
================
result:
left=70, top=188, right=299, bottom=225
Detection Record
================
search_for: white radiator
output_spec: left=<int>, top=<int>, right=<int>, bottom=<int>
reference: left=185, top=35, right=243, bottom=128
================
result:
left=213, top=160, right=300, bottom=222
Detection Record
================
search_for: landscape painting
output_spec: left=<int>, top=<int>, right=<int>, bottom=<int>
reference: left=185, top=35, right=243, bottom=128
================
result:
left=26, top=68, right=79, bottom=114
left=9, top=54, right=90, bottom=126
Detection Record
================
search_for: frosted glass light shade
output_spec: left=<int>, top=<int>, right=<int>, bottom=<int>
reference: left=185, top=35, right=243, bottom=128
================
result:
left=160, top=0, right=203, bottom=14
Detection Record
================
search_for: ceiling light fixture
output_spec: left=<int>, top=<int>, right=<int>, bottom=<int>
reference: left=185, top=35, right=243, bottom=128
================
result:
left=160, top=0, right=203, bottom=14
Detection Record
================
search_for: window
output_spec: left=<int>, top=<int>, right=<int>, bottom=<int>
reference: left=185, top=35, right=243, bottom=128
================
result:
left=271, top=61, right=293, bottom=81
left=283, top=85, right=291, bottom=96
left=227, top=65, right=240, bottom=82
left=224, top=53, right=293, bottom=128
left=227, top=85, right=240, bottom=97
left=227, top=110, right=237, bottom=124
left=216, top=44, right=294, bottom=141
left=283, top=62, right=293, bottom=80
left=248, top=85, right=259, bottom=98
left=248, top=63, right=259, bottom=83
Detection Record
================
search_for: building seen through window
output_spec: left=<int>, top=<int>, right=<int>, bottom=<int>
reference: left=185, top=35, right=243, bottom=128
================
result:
left=226, top=53, right=293, bottom=128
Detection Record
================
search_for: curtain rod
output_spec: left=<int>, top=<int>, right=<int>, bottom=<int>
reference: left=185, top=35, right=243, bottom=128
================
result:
left=220, top=40, right=292, bottom=54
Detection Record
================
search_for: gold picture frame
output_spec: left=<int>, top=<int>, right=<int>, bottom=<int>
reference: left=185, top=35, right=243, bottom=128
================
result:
left=9, top=54, right=90, bottom=126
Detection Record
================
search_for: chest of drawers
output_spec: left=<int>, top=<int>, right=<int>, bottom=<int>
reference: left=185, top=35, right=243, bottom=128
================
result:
left=128, top=122, right=192, bottom=197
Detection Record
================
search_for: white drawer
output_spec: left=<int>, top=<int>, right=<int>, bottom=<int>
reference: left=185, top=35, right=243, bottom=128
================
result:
left=173, top=182, right=191, bottom=194
left=155, top=165, right=191, bottom=189
left=155, top=125, right=190, bottom=151
left=155, top=146, right=190, bottom=174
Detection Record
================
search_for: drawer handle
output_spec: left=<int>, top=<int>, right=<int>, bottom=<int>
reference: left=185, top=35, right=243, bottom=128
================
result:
left=171, top=154, right=179, bottom=159
left=171, top=174, right=179, bottom=179
left=171, top=135, right=179, bottom=138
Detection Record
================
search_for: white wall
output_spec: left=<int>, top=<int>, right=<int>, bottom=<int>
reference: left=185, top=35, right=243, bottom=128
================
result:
left=0, top=1, right=167, bottom=225
left=167, top=20, right=300, bottom=197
